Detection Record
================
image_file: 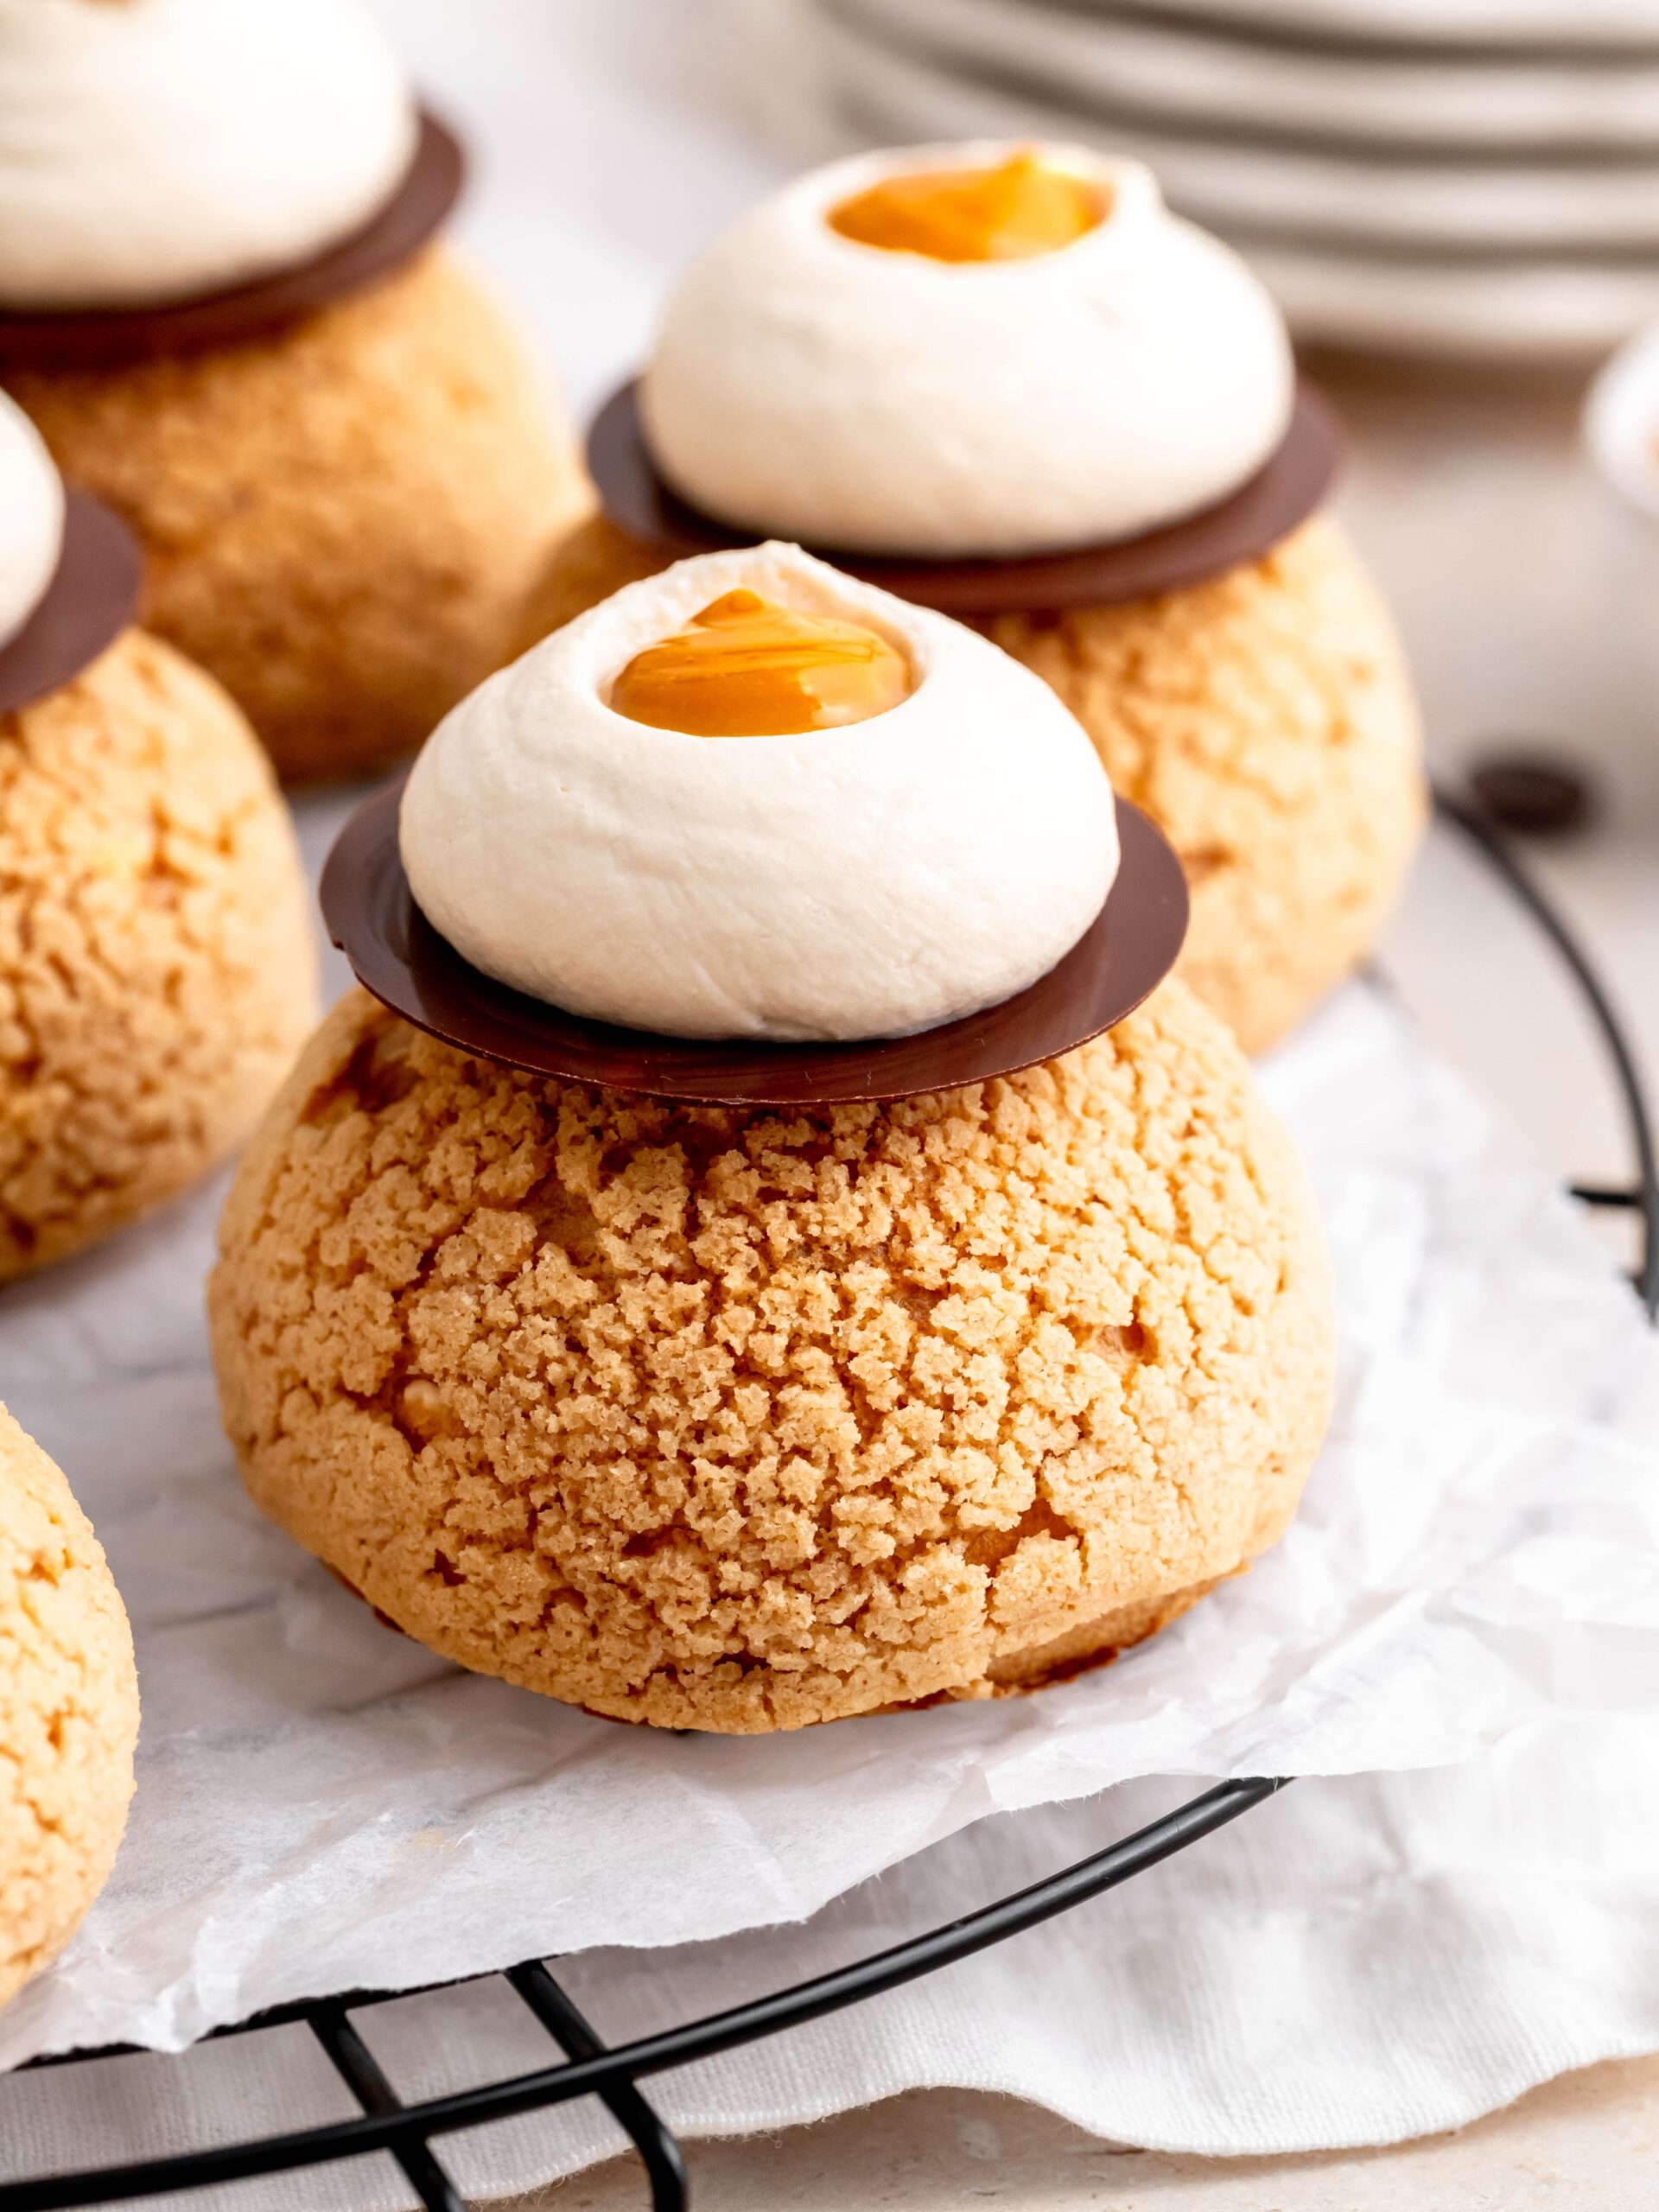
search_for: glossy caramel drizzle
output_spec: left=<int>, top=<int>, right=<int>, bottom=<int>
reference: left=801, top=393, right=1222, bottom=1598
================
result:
left=828, top=150, right=1107, bottom=263
left=608, top=588, right=912, bottom=736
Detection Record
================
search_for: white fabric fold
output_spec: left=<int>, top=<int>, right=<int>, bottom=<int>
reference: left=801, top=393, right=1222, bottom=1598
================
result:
left=2, top=1719, right=1656, bottom=2200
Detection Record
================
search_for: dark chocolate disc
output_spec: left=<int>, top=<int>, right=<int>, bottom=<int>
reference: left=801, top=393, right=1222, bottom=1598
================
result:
left=0, top=111, right=464, bottom=372
left=587, top=378, right=1340, bottom=616
left=321, top=778, right=1189, bottom=1108
left=0, top=492, right=143, bottom=717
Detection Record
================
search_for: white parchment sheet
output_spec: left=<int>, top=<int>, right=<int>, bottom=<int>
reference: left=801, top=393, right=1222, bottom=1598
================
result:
left=1, top=797, right=1656, bottom=2079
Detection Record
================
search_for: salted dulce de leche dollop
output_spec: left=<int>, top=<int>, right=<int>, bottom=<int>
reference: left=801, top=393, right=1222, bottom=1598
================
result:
left=827, top=150, right=1106, bottom=264
left=607, top=588, right=911, bottom=736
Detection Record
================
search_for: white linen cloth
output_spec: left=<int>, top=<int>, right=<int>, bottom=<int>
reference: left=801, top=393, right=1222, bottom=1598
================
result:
left=0, top=1722, right=1655, bottom=2203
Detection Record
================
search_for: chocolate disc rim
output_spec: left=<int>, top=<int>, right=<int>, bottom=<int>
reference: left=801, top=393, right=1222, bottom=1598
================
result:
left=321, top=779, right=1190, bottom=1107
left=587, top=378, right=1340, bottom=614
left=0, top=110, right=464, bottom=371
left=0, top=492, right=143, bottom=717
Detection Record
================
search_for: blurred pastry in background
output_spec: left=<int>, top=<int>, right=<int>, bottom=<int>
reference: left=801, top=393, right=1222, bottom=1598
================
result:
left=533, top=141, right=1426, bottom=1054
left=0, top=0, right=584, bottom=783
left=0, top=1402, right=138, bottom=2008
left=1585, top=314, right=1659, bottom=525
left=210, top=544, right=1335, bottom=1733
left=0, top=393, right=315, bottom=1280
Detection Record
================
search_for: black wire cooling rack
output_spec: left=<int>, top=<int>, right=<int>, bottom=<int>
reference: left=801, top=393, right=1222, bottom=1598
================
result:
left=4, top=785, right=1656, bottom=2212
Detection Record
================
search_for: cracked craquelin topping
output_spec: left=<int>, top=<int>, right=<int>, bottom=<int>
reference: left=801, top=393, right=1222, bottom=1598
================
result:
left=0, top=628, right=315, bottom=1275
left=210, top=977, right=1335, bottom=1732
left=0, top=1402, right=138, bottom=2005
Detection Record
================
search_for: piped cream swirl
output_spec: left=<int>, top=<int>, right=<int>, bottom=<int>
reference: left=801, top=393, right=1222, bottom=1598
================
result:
left=641, top=142, right=1294, bottom=560
left=0, top=0, right=416, bottom=310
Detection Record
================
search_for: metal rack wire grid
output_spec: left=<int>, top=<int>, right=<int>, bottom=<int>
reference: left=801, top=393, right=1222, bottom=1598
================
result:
left=4, top=785, right=1655, bottom=2212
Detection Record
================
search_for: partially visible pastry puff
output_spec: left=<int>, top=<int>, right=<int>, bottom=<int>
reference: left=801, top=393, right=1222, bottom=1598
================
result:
left=0, top=1404, right=138, bottom=2007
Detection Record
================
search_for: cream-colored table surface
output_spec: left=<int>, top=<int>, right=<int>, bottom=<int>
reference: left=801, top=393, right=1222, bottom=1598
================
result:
left=521, top=2055, right=1658, bottom=2207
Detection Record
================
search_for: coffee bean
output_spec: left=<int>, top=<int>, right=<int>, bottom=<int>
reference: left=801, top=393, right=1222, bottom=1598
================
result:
left=1468, top=752, right=1593, bottom=837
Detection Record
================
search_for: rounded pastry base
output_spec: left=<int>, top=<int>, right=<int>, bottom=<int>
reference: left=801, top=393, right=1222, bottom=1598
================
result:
left=982, top=1577, right=1218, bottom=1691
left=522, top=511, right=1427, bottom=1056
left=874, top=1576, right=1220, bottom=1713
left=209, top=979, right=1336, bottom=1734
left=4, top=249, right=587, bottom=784
left=0, top=629, right=317, bottom=1280
left=0, top=1404, right=138, bottom=2009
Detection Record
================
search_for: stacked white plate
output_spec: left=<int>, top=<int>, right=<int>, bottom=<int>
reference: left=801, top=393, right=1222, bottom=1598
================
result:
left=742, top=0, right=1659, bottom=359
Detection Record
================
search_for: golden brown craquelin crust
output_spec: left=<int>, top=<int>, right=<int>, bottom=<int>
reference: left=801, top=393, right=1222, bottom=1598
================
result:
left=985, top=518, right=1426, bottom=1055
left=5, top=248, right=587, bottom=783
left=515, top=505, right=667, bottom=652
left=0, top=1403, right=138, bottom=2008
left=0, top=628, right=317, bottom=1279
left=209, top=982, right=1336, bottom=1733
left=521, top=514, right=1425, bottom=1055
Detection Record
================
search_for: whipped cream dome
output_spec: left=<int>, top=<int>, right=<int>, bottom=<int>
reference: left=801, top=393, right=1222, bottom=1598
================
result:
left=0, top=0, right=416, bottom=310
left=401, top=544, right=1120, bottom=1043
left=640, top=142, right=1294, bottom=560
left=0, top=395, right=65, bottom=652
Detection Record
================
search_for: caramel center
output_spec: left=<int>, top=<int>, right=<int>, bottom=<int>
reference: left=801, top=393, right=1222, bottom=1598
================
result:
left=827, top=150, right=1107, bottom=264
left=608, top=589, right=912, bottom=737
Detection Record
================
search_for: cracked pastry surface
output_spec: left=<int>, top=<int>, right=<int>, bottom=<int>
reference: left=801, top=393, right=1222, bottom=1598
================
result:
left=5, top=249, right=586, bottom=784
left=985, top=518, right=1425, bottom=1056
left=208, top=980, right=1335, bottom=1733
left=522, top=513, right=1425, bottom=1055
left=0, top=1402, right=138, bottom=2009
left=0, top=628, right=316, bottom=1278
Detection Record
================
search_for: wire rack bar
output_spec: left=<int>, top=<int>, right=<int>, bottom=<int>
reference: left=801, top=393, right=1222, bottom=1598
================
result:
left=1433, top=788, right=1659, bottom=1316
left=308, top=2000, right=467, bottom=2212
left=507, top=1964, right=689, bottom=2212
left=0, top=1778, right=1283, bottom=2211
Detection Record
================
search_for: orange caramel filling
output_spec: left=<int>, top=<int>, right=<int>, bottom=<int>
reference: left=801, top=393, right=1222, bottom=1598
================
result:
left=608, top=588, right=912, bottom=737
left=827, top=150, right=1107, bottom=263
